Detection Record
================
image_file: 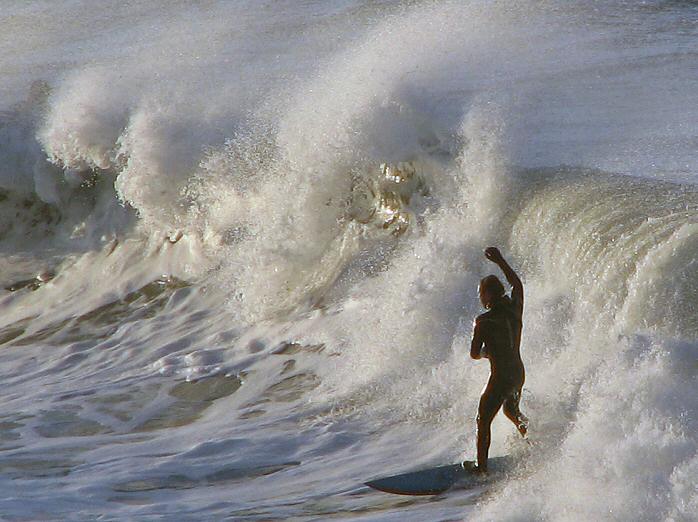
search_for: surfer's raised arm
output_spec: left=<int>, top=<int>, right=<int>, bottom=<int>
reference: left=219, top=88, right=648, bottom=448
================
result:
left=484, top=247, right=523, bottom=310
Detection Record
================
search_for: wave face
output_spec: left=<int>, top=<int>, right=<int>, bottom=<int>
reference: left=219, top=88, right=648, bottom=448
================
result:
left=0, top=1, right=697, bottom=520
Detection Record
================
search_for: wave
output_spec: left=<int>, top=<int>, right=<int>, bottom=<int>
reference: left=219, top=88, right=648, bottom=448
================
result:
left=0, top=1, right=696, bottom=519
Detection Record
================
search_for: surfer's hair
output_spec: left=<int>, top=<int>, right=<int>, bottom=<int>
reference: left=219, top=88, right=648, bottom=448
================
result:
left=480, top=275, right=505, bottom=297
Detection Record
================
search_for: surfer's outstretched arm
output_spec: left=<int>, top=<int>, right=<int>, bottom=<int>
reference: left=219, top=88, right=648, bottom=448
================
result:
left=484, top=247, right=523, bottom=309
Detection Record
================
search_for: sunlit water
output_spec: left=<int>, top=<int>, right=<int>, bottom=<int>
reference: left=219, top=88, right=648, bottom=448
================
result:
left=0, top=1, right=697, bottom=520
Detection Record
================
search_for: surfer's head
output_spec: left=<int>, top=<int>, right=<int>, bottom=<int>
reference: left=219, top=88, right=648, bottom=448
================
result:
left=479, top=275, right=505, bottom=309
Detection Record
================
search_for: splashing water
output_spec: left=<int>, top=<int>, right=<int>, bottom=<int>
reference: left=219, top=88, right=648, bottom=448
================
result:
left=0, top=0, right=697, bottom=520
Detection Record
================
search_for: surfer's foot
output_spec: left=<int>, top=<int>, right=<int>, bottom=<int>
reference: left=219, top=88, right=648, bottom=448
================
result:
left=516, top=415, right=528, bottom=438
left=472, top=464, right=488, bottom=474
left=517, top=421, right=527, bottom=438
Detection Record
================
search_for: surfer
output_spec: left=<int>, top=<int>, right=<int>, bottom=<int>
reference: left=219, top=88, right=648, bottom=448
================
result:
left=470, top=247, right=528, bottom=473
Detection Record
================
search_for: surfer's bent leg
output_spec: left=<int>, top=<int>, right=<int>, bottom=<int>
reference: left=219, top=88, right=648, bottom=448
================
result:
left=503, top=387, right=528, bottom=437
left=476, top=380, right=504, bottom=472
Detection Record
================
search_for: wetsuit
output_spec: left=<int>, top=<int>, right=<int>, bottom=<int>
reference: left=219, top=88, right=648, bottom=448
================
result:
left=476, top=293, right=525, bottom=415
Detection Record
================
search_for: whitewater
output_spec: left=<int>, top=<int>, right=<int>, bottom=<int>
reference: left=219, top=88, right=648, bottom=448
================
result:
left=0, top=0, right=696, bottom=520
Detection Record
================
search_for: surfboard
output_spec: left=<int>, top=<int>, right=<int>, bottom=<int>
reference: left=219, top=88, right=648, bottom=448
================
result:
left=365, top=456, right=510, bottom=496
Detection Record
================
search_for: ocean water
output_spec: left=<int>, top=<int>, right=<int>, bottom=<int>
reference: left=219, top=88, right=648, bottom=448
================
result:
left=0, top=0, right=697, bottom=520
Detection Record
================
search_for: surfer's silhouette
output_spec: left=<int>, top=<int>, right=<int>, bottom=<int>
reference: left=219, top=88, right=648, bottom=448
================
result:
left=470, top=247, right=528, bottom=473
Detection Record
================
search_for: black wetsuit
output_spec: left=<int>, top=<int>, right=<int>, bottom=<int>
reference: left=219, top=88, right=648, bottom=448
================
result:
left=477, top=294, right=525, bottom=407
